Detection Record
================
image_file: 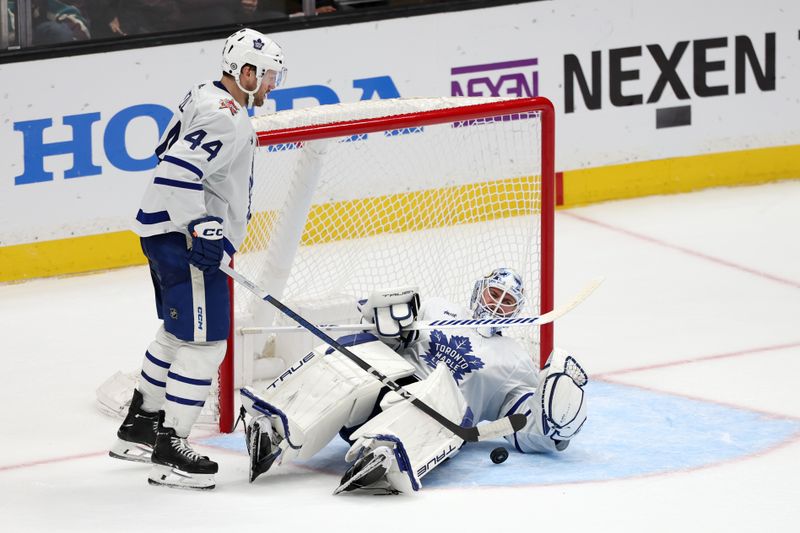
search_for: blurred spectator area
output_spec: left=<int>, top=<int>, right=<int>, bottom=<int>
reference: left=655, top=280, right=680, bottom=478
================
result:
left=2, top=0, right=463, bottom=50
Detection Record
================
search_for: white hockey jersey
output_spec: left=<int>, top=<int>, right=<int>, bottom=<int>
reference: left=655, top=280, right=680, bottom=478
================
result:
left=132, top=81, right=257, bottom=254
left=401, top=297, right=556, bottom=453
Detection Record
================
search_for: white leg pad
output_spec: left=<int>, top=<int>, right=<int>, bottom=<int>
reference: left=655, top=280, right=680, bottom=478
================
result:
left=241, top=337, right=415, bottom=463
left=344, top=364, right=469, bottom=493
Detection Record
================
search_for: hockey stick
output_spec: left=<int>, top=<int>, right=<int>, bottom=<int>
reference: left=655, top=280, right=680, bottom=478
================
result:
left=238, top=277, right=604, bottom=335
left=221, top=263, right=526, bottom=442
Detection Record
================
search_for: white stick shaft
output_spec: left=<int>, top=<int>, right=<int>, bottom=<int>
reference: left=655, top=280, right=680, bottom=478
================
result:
left=238, top=277, right=603, bottom=335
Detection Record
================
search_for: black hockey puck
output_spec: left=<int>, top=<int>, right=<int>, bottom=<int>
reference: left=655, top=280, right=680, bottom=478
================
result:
left=490, top=446, right=509, bottom=464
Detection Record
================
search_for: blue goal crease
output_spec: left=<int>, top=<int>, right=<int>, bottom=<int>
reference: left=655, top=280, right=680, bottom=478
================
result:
left=200, top=381, right=800, bottom=488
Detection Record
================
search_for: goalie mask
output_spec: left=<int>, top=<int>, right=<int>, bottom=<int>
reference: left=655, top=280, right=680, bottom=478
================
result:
left=221, top=28, right=287, bottom=108
left=469, top=268, right=526, bottom=337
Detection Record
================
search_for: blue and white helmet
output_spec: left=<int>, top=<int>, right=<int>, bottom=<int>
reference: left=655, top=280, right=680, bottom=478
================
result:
left=221, top=28, right=287, bottom=107
left=469, top=268, right=527, bottom=337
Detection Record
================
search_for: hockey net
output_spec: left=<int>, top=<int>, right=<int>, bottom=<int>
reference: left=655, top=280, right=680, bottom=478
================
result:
left=213, top=96, right=555, bottom=432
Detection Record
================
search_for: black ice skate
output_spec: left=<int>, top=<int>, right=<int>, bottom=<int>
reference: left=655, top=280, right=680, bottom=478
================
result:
left=109, top=389, right=158, bottom=463
left=148, top=412, right=218, bottom=490
left=245, top=412, right=281, bottom=483
left=334, top=446, right=398, bottom=495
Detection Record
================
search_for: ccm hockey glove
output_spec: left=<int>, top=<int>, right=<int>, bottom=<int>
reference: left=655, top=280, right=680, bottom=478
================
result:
left=188, top=216, right=224, bottom=272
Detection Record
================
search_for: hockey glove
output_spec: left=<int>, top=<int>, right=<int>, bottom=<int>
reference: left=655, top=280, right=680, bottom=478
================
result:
left=533, top=349, right=588, bottom=446
left=359, top=286, right=420, bottom=351
left=188, top=216, right=224, bottom=272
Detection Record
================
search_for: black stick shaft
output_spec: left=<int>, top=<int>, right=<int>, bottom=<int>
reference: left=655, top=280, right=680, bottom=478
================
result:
left=263, top=293, right=479, bottom=439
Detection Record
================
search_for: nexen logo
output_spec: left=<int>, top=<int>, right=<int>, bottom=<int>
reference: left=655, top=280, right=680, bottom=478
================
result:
left=563, top=33, right=775, bottom=128
left=451, top=58, right=539, bottom=98
left=12, top=76, right=401, bottom=186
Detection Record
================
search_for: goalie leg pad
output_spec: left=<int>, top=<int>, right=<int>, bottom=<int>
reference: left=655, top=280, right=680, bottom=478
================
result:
left=340, top=364, right=469, bottom=494
left=240, top=339, right=416, bottom=465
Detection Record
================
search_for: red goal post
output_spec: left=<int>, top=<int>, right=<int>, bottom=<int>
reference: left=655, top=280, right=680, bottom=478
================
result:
left=218, top=96, right=555, bottom=432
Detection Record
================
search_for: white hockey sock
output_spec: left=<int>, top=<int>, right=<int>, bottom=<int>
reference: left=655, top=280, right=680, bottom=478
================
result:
left=162, top=341, right=226, bottom=437
left=139, top=326, right=180, bottom=413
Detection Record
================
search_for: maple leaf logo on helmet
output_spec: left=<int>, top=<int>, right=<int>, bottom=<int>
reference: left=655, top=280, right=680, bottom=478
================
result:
left=253, top=38, right=264, bottom=50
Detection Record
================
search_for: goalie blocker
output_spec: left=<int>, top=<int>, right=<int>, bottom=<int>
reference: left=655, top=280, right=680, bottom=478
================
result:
left=358, top=286, right=421, bottom=350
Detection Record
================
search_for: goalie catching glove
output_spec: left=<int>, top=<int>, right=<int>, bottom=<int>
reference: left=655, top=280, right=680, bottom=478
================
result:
left=358, top=286, right=420, bottom=350
left=533, top=349, right=588, bottom=450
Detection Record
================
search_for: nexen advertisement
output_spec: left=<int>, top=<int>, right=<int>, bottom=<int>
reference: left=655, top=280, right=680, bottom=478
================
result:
left=564, top=34, right=775, bottom=127
left=1, top=0, right=798, bottom=253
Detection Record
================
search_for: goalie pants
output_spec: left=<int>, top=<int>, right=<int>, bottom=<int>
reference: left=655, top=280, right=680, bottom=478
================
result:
left=141, top=232, right=230, bottom=343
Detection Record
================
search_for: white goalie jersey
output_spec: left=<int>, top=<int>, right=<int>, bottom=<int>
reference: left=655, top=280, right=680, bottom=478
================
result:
left=132, top=80, right=257, bottom=253
left=399, top=297, right=564, bottom=453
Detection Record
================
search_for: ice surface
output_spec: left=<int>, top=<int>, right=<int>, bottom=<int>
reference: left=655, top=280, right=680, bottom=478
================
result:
left=1, top=181, right=799, bottom=532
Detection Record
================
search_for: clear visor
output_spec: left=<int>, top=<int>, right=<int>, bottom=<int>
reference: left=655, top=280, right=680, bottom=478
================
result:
left=262, top=67, right=288, bottom=88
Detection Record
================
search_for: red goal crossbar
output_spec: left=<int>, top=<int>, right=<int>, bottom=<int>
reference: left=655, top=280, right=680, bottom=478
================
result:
left=218, top=97, right=555, bottom=433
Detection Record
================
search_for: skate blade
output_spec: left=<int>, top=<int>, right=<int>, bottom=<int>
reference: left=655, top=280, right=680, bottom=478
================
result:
left=333, top=453, right=390, bottom=495
left=109, top=439, right=152, bottom=463
left=248, top=422, right=281, bottom=483
left=148, top=464, right=215, bottom=490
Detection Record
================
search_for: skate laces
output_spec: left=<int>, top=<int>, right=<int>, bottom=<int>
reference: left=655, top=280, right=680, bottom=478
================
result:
left=172, top=436, right=203, bottom=461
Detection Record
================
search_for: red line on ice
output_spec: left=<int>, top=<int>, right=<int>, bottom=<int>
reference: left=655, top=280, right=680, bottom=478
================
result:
left=0, top=451, right=107, bottom=472
left=594, top=341, right=800, bottom=379
left=562, top=211, right=800, bottom=289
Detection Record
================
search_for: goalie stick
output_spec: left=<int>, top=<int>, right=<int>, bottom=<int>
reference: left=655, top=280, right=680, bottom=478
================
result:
left=239, top=277, right=604, bottom=335
left=221, top=263, right=526, bottom=442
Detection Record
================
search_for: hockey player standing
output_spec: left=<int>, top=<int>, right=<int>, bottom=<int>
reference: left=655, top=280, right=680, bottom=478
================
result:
left=109, top=28, right=287, bottom=490
left=240, top=268, right=589, bottom=494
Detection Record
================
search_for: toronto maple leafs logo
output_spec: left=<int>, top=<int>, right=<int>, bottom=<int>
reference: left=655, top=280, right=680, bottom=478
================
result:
left=422, top=330, right=484, bottom=383
left=253, top=38, right=264, bottom=50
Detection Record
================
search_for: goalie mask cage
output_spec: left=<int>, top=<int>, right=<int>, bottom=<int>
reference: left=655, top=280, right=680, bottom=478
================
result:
left=217, top=96, right=555, bottom=432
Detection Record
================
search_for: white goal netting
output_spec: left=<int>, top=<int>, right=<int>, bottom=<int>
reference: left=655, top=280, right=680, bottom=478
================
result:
left=218, top=97, right=554, bottom=431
